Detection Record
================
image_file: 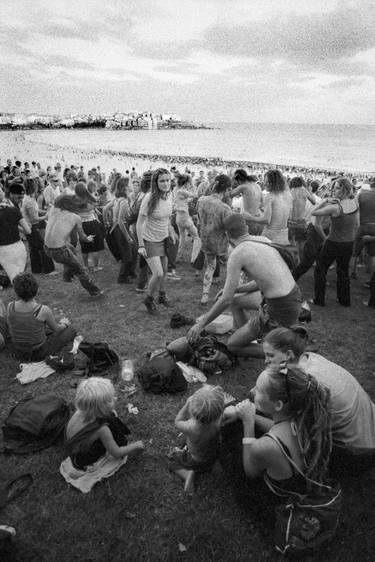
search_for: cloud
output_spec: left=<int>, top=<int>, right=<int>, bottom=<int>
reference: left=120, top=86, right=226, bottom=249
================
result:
left=204, top=2, right=375, bottom=67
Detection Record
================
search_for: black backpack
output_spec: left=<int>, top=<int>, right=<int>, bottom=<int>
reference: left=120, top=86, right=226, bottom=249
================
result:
left=137, top=353, right=187, bottom=394
left=78, top=341, right=119, bottom=374
left=2, top=394, right=70, bottom=454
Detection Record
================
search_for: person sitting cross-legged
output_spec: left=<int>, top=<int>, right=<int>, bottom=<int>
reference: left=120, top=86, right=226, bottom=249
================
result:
left=6, top=272, right=76, bottom=361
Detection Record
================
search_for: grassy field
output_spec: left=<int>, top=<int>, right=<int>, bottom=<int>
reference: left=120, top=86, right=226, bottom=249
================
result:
left=1, top=248, right=375, bottom=562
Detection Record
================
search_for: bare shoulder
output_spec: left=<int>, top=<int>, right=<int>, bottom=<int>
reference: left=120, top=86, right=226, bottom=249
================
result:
left=251, top=435, right=282, bottom=464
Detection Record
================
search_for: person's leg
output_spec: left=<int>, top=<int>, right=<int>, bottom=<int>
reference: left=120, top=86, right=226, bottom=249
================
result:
left=293, top=225, right=322, bottom=281
left=27, top=229, right=43, bottom=274
left=136, top=255, right=148, bottom=291
left=176, top=222, right=187, bottom=261
left=313, top=240, right=335, bottom=306
left=43, top=325, right=77, bottom=356
left=187, top=222, right=202, bottom=264
left=336, top=242, right=353, bottom=306
left=231, top=292, right=263, bottom=329
left=0, top=300, right=6, bottom=350
left=50, top=246, right=101, bottom=295
left=201, top=253, right=216, bottom=304
left=368, top=271, right=375, bottom=307
left=82, top=252, right=89, bottom=269
left=227, top=316, right=264, bottom=358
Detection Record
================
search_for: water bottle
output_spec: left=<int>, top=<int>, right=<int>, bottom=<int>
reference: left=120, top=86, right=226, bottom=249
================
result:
left=119, top=358, right=135, bottom=392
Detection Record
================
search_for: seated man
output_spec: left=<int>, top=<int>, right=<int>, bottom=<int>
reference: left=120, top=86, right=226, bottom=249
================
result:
left=188, top=214, right=302, bottom=357
left=6, top=272, right=76, bottom=361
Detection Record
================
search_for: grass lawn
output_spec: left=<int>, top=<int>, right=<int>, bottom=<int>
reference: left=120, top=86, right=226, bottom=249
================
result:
left=1, top=249, right=375, bottom=562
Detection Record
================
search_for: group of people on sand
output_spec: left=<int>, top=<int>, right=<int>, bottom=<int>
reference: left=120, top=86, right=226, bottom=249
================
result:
left=1, top=156, right=375, bottom=549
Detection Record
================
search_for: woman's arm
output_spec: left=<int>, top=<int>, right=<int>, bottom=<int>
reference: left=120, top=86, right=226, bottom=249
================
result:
left=136, top=214, right=147, bottom=248
left=19, top=218, right=31, bottom=235
left=236, top=400, right=266, bottom=478
left=39, top=305, right=70, bottom=332
left=98, top=426, right=144, bottom=458
left=312, top=202, right=340, bottom=217
left=304, top=187, right=316, bottom=205
left=314, top=215, right=328, bottom=241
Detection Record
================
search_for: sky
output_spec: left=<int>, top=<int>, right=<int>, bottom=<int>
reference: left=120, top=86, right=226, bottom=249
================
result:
left=1, top=0, right=375, bottom=124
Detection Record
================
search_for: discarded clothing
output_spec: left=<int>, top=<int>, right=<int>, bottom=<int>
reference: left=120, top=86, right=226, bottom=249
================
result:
left=16, top=362, right=56, bottom=385
left=59, top=453, right=128, bottom=493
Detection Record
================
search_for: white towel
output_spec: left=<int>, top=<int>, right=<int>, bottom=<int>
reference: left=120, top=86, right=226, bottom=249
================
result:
left=16, top=361, right=56, bottom=384
left=60, top=453, right=128, bottom=493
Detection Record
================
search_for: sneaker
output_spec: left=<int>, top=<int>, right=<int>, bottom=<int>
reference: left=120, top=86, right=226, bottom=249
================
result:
left=170, top=313, right=194, bottom=328
left=200, top=293, right=209, bottom=305
left=167, top=271, right=181, bottom=280
left=158, top=292, right=171, bottom=307
left=144, top=295, right=157, bottom=314
left=90, top=290, right=105, bottom=298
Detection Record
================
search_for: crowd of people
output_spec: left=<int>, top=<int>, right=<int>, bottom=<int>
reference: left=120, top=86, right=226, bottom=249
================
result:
left=1, top=154, right=375, bottom=550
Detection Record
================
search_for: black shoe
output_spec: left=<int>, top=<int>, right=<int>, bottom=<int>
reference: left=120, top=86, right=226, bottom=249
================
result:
left=144, top=295, right=157, bottom=314
left=170, top=313, right=194, bottom=328
left=158, top=292, right=171, bottom=307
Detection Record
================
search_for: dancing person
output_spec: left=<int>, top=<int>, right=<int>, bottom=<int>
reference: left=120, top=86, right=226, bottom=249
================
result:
left=287, top=176, right=315, bottom=257
left=74, top=182, right=104, bottom=272
left=136, top=168, right=176, bottom=314
left=188, top=214, right=301, bottom=358
left=312, top=177, right=359, bottom=307
left=230, top=169, right=262, bottom=235
left=244, top=169, right=292, bottom=246
left=293, top=181, right=329, bottom=281
left=196, top=174, right=232, bottom=304
left=103, top=177, right=136, bottom=284
left=351, top=176, right=375, bottom=281
left=65, top=377, right=144, bottom=470
left=44, top=195, right=102, bottom=297
left=0, top=182, right=31, bottom=282
left=261, top=326, right=375, bottom=475
left=43, top=174, right=61, bottom=210
left=22, top=179, right=55, bottom=275
left=169, top=385, right=225, bottom=493
left=174, top=174, right=201, bottom=264
left=6, top=272, right=76, bottom=361
left=128, top=171, right=152, bottom=293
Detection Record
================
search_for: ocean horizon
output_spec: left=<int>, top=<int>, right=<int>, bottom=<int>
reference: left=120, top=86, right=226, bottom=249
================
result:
left=2, top=121, right=375, bottom=173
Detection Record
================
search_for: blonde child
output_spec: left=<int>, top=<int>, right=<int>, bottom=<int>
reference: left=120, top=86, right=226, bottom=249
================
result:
left=65, top=377, right=144, bottom=470
left=169, top=385, right=225, bottom=493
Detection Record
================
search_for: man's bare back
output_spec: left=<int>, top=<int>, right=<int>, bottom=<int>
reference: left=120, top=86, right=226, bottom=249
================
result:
left=229, top=237, right=296, bottom=298
left=234, top=181, right=262, bottom=215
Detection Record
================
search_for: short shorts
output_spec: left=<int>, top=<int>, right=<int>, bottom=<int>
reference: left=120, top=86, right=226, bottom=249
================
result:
left=144, top=239, right=167, bottom=258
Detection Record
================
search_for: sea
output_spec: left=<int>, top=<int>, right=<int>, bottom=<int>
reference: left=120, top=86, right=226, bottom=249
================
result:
left=3, top=122, right=375, bottom=173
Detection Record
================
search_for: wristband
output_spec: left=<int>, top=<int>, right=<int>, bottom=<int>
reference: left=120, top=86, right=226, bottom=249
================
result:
left=242, top=437, right=255, bottom=445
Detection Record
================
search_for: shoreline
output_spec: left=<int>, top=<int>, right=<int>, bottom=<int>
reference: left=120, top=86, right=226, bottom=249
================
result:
left=1, top=130, right=373, bottom=177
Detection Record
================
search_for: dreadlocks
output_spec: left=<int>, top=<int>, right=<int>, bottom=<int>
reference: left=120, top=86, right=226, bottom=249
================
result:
left=266, top=365, right=332, bottom=486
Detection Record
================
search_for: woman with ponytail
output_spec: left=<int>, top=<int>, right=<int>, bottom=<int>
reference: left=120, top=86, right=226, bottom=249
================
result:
left=260, top=326, right=375, bottom=476
left=231, top=365, right=332, bottom=491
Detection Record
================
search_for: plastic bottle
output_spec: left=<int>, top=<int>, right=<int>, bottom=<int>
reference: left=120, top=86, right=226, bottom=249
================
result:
left=120, top=359, right=134, bottom=383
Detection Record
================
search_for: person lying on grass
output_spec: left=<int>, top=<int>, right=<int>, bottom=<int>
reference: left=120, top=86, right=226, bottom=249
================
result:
left=65, top=377, right=144, bottom=471
left=5, top=272, right=76, bottom=361
left=169, top=385, right=225, bottom=494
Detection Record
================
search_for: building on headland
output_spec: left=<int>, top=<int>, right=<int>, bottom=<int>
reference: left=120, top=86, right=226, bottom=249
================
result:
left=0, top=111, right=209, bottom=130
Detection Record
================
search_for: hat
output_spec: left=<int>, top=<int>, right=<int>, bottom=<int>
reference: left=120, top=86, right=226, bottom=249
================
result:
left=8, top=181, right=25, bottom=194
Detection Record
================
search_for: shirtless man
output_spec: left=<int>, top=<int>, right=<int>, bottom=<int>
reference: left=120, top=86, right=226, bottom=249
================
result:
left=188, top=214, right=302, bottom=357
left=230, top=169, right=262, bottom=235
left=44, top=195, right=102, bottom=297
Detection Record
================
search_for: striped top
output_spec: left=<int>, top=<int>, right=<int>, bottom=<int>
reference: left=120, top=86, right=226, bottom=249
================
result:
left=7, top=302, right=46, bottom=351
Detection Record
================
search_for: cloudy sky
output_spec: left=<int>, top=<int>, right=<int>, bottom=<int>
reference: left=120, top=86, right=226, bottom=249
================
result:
left=1, top=0, right=374, bottom=124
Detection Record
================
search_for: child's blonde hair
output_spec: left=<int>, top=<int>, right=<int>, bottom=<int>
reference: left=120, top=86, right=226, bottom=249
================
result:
left=189, top=385, right=225, bottom=424
left=75, top=377, right=116, bottom=422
